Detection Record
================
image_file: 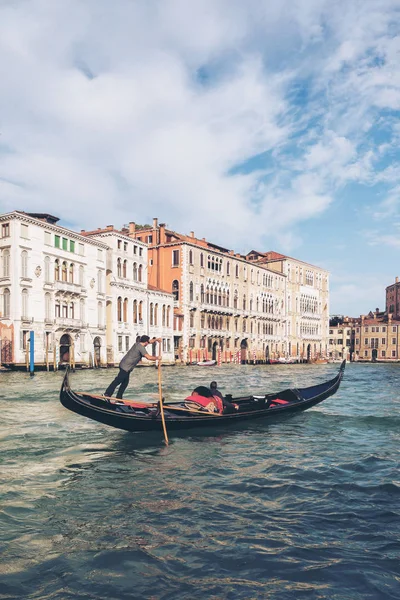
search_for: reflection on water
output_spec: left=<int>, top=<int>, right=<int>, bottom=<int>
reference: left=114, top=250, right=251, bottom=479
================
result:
left=1, top=363, right=399, bottom=599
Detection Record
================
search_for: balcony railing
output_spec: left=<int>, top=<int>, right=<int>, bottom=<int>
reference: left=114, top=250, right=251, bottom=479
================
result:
left=54, top=281, right=83, bottom=294
left=54, top=317, right=83, bottom=327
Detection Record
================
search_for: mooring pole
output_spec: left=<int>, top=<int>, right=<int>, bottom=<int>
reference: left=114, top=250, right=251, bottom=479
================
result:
left=29, top=331, right=35, bottom=377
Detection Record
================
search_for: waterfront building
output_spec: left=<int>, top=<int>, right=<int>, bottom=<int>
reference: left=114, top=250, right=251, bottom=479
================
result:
left=0, top=211, right=108, bottom=367
left=354, top=309, right=400, bottom=361
left=81, top=224, right=174, bottom=364
left=386, top=277, right=400, bottom=317
left=130, top=219, right=287, bottom=362
left=245, top=251, right=330, bottom=361
left=328, top=315, right=359, bottom=361
left=0, top=212, right=174, bottom=368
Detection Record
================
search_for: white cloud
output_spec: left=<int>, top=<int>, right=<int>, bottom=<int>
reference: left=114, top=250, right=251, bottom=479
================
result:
left=0, top=0, right=399, bottom=253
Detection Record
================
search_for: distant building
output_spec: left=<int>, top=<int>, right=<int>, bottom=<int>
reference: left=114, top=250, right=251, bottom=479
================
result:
left=386, top=277, right=400, bottom=317
left=328, top=315, right=359, bottom=361
left=246, top=251, right=330, bottom=361
left=355, top=309, right=400, bottom=361
left=130, top=219, right=287, bottom=363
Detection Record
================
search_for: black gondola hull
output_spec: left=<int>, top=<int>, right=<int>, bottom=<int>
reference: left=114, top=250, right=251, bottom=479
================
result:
left=59, top=361, right=345, bottom=434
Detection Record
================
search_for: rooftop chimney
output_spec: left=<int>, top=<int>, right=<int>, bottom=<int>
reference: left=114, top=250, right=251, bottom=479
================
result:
left=190, top=231, right=194, bottom=238
left=81, top=229, right=85, bottom=233
left=396, top=276, right=399, bottom=283
left=153, top=218, right=158, bottom=228
left=106, top=225, right=113, bottom=230
left=129, top=222, right=136, bottom=236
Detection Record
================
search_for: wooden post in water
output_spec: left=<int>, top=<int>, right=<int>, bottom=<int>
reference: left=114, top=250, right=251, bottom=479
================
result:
left=29, top=331, right=35, bottom=377
left=45, top=333, right=49, bottom=371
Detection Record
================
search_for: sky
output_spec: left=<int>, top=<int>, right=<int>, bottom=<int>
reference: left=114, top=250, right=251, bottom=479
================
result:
left=1, top=0, right=400, bottom=316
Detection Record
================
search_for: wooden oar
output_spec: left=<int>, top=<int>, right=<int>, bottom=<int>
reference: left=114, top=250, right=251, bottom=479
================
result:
left=158, top=356, right=169, bottom=445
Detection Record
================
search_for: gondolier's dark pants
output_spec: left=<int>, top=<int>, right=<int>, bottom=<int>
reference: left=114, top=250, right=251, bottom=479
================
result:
left=105, top=368, right=130, bottom=399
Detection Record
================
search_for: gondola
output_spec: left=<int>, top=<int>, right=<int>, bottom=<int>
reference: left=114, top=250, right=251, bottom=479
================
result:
left=59, top=361, right=346, bottom=434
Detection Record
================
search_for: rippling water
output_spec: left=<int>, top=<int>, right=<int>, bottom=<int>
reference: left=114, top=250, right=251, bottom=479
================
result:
left=1, top=363, right=399, bottom=599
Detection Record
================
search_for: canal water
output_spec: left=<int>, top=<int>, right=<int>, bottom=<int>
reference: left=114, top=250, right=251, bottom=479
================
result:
left=0, top=363, right=399, bottom=599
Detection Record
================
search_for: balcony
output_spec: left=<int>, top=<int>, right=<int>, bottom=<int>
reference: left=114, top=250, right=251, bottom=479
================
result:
left=54, top=281, right=83, bottom=295
left=54, top=317, right=83, bottom=328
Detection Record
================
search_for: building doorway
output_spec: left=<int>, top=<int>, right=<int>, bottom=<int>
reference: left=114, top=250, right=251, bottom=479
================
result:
left=240, top=339, right=248, bottom=364
left=60, top=334, right=72, bottom=362
left=306, top=343, right=311, bottom=362
left=93, top=336, right=101, bottom=367
left=212, top=341, right=218, bottom=361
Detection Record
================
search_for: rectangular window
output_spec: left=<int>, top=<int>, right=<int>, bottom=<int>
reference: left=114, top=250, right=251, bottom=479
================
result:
left=392, top=350, right=396, bottom=357
left=125, top=336, right=129, bottom=351
left=172, top=249, right=179, bottom=266
left=1, top=223, right=10, bottom=237
left=124, top=242, right=128, bottom=252
left=382, top=350, right=386, bottom=357
left=70, top=240, right=75, bottom=253
left=364, top=327, right=368, bottom=332
left=20, top=330, right=29, bottom=350
left=382, top=327, right=386, bottom=332
left=382, top=338, right=386, bottom=345
left=118, top=336, right=123, bottom=352
left=133, top=245, right=137, bottom=255
left=139, top=247, right=142, bottom=256
left=189, top=338, right=195, bottom=348
left=21, top=223, right=29, bottom=238
left=147, top=235, right=152, bottom=244
left=167, top=339, right=171, bottom=352
left=97, top=249, right=103, bottom=261
left=392, top=338, right=396, bottom=345
left=62, top=238, right=68, bottom=251
left=365, top=338, right=369, bottom=345
left=355, top=338, right=359, bottom=345
left=78, top=243, right=84, bottom=256
left=117, top=240, right=122, bottom=249
left=55, top=235, right=60, bottom=248
left=45, top=231, right=51, bottom=245
left=364, top=350, right=368, bottom=357
left=393, top=327, right=397, bottom=332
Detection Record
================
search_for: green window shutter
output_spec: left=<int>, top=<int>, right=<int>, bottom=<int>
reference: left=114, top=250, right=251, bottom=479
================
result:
left=70, top=240, right=75, bottom=253
left=62, top=238, right=68, bottom=251
left=55, top=235, right=60, bottom=248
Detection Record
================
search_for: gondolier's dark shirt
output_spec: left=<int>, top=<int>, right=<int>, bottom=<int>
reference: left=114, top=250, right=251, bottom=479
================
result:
left=119, top=342, right=147, bottom=372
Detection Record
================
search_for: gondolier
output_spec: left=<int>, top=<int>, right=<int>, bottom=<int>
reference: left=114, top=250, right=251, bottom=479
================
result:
left=104, top=335, right=161, bottom=399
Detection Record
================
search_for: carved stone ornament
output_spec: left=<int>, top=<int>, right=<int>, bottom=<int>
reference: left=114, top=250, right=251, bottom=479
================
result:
left=35, top=266, right=42, bottom=277
left=90, top=278, right=95, bottom=288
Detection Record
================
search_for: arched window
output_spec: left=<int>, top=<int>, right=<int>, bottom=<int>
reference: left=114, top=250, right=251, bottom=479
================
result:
left=138, top=264, right=143, bottom=282
left=227, top=261, right=230, bottom=276
left=235, top=264, right=239, bottom=277
left=54, top=259, right=60, bottom=281
left=21, top=288, right=28, bottom=318
left=80, top=299, right=85, bottom=322
left=123, top=260, right=127, bottom=278
left=189, top=250, right=193, bottom=265
left=3, top=288, right=10, bottom=318
left=45, top=292, right=51, bottom=320
left=166, top=306, right=171, bottom=327
left=189, top=281, right=194, bottom=301
left=133, top=300, right=138, bottom=324
left=243, top=294, right=246, bottom=310
left=154, top=303, right=158, bottom=326
left=138, top=301, right=143, bottom=322
left=70, top=301, right=75, bottom=319
left=162, top=305, right=166, bottom=326
left=200, top=284, right=204, bottom=303
left=149, top=303, right=154, bottom=326
left=200, top=253, right=204, bottom=268
left=79, top=265, right=84, bottom=286
left=172, top=280, right=179, bottom=302
left=62, top=261, right=68, bottom=282
left=21, top=250, right=28, bottom=278
left=2, top=249, right=10, bottom=278
left=133, top=262, right=138, bottom=281
left=234, top=290, right=238, bottom=309
left=117, top=258, right=121, bottom=277
left=117, top=297, right=122, bottom=322
left=45, top=256, right=51, bottom=283
left=123, top=298, right=128, bottom=322
left=227, top=290, right=230, bottom=307
left=98, top=301, right=103, bottom=326
left=69, top=263, right=74, bottom=283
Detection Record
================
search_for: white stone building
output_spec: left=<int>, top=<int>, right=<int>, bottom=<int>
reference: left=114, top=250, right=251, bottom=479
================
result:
left=0, top=212, right=174, bottom=368
left=82, top=225, right=174, bottom=365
